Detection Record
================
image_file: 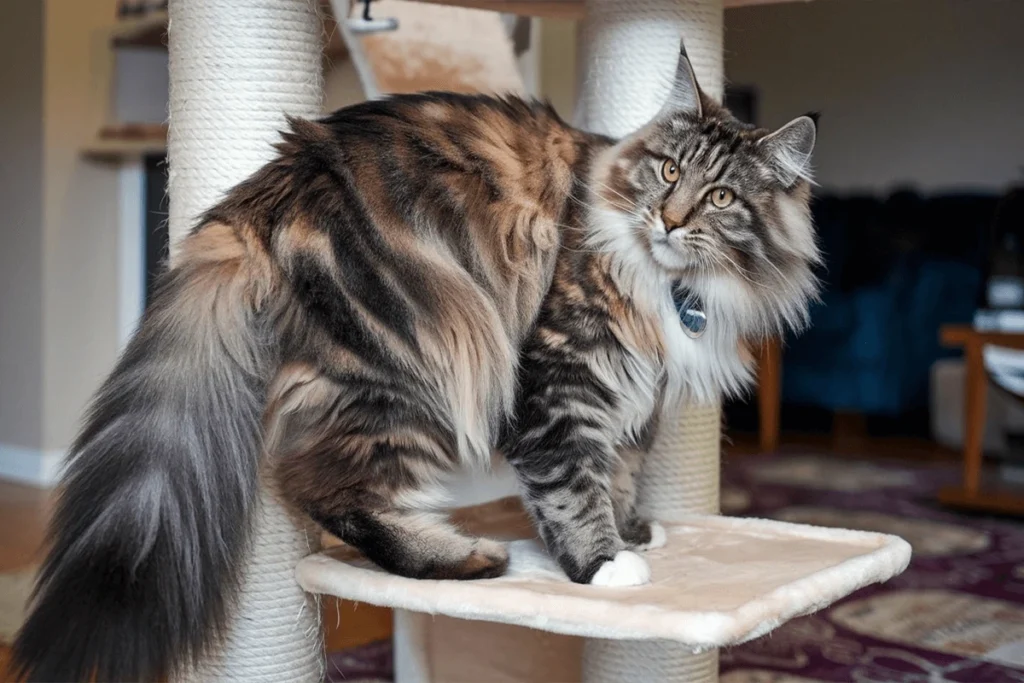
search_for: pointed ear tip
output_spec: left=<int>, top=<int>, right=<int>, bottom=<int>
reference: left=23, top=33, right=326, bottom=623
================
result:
left=788, top=115, right=817, bottom=145
left=804, top=111, right=821, bottom=128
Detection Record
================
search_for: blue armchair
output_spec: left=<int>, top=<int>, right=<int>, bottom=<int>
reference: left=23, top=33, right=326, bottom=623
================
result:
left=780, top=193, right=992, bottom=416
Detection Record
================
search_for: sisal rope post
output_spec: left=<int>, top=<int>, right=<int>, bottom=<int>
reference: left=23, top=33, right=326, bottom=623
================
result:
left=575, top=1, right=724, bottom=681
left=167, top=1, right=325, bottom=680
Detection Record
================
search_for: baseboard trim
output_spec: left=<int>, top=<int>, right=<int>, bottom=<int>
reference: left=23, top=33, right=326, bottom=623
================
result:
left=0, top=444, right=64, bottom=488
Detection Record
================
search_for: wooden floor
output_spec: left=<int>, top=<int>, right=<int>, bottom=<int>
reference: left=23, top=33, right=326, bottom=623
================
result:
left=0, top=433, right=958, bottom=680
left=0, top=478, right=391, bottom=681
left=0, top=480, right=49, bottom=574
left=0, top=479, right=49, bottom=681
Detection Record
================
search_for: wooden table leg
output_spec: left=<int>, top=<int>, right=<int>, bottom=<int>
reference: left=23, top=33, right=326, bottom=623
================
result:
left=758, top=338, right=781, bottom=452
left=939, top=325, right=1024, bottom=514
left=963, top=338, right=987, bottom=496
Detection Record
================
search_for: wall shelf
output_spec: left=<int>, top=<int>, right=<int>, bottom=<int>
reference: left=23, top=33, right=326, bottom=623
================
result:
left=111, top=10, right=168, bottom=48
left=82, top=124, right=167, bottom=162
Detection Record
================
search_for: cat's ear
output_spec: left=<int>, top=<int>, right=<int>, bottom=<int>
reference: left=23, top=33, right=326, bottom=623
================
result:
left=759, top=115, right=817, bottom=186
left=660, top=41, right=702, bottom=119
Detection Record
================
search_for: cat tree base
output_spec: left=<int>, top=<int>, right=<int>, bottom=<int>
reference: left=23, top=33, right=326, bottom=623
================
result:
left=297, top=505, right=910, bottom=681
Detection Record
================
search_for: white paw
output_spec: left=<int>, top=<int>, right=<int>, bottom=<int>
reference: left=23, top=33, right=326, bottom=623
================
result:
left=589, top=550, right=651, bottom=587
left=635, top=522, right=667, bottom=551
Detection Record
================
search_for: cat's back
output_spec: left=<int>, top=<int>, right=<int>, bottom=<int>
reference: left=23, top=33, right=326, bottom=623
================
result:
left=211, top=92, right=585, bottom=330
left=199, top=93, right=591, bottom=463
left=320, top=92, right=582, bottom=237
left=306, top=93, right=583, bottom=335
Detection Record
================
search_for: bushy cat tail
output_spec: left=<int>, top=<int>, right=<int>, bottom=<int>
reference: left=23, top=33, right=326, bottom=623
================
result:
left=12, top=226, right=274, bottom=682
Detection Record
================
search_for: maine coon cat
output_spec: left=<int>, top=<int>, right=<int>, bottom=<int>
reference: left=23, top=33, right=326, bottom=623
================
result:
left=13, top=43, right=817, bottom=682
left=504, top=53, right=819, bottom=587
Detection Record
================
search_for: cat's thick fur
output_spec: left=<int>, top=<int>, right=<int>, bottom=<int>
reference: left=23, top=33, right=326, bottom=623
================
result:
left=503, top=55, right=819, bottom=586
left=13, top=46, right=817, bottom=682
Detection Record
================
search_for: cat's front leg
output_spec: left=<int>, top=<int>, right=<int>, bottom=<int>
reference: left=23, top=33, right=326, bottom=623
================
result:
left=515, top=461, right=651, bottom=586
left=507, top=419, right=651, bottom=586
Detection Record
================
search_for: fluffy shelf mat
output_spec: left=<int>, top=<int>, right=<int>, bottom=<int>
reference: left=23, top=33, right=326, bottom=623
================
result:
left=297, top=511, right=911, bottom=649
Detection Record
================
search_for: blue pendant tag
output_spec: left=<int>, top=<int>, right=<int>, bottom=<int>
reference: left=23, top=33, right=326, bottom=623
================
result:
left=673, top=285, right=707, bottom=339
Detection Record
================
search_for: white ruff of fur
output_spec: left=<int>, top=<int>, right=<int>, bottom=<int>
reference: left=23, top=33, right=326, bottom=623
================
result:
left=584, top=205, right=732, bottom=405
left=584, top=197, right=817, bottom=404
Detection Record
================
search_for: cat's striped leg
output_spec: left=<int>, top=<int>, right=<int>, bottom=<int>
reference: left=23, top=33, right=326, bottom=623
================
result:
left=269, top=367, right=508, bottom=580
left=612, top=449, right=667, bottom=552
left=509, top=425, right=650, bottom=586
left=310, top=508, right=509, bottom=580
left=507, top=334, right=653, bottom=585
left=520, top=466, right=650, bottom=586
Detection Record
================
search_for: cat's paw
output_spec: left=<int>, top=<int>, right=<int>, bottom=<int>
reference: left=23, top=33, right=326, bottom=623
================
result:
left=634, top=521, right=667, bottom=551
left=460, top=538, right=510, bottom=579
left=589, top=550, right=651, bottom=587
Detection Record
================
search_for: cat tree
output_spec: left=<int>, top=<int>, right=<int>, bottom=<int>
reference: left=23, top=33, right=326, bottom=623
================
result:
left=166, top=0, right=911, bottom=681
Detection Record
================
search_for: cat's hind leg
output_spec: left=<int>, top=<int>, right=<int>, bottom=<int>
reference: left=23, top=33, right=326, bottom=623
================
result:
left=268, top=365, right=508, bottom=580
left=612, top=449, right=666, bottom=552
left=311, top=508, right=509, bottom=580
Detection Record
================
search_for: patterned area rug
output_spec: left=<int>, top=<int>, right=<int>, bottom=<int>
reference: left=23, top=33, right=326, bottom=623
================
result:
left=719, top=453, right=1024, bottom=683
left=327, top=453, right=1024, bottom=682
left=327, top=639, right=393, bottom=682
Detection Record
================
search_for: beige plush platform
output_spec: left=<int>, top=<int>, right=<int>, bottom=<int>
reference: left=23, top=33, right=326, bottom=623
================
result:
left=297, top=499, right=911, bottom=648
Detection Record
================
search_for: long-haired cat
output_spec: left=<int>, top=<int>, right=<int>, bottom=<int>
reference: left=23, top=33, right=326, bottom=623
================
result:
left=13, top=43, right=817, bottom=682
left=504, top=53, right=818, bottom=586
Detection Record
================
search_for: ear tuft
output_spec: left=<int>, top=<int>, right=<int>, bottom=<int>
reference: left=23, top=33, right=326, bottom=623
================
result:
left=760, top=115, right=817, bottom=187
left=659, top=38, right=702, bottom=119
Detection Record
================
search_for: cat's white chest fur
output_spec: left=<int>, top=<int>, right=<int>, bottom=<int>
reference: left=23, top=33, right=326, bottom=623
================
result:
left=617, top=264, right=753, bottom=418
left=590, top=211, right=754, bottom=417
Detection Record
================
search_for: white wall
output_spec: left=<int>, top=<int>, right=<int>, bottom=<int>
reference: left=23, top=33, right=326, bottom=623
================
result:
left=725, top=0, right=1024, bottom=194
left=0, top=0, right=370, bottom=485
left=0, top=1, right=46, bottom=471
left=0, top=0, right=115, bottom=483
left=41, top=0, right=123, bottom=452
left=0, top=0, right=125, bottom=483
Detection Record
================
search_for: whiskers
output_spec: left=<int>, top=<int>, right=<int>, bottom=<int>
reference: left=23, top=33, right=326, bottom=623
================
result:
left=549, top=219, right=612, bottom=255
left=627, top=206, right=657, bottom=239
left=591, top=178, right=636, bottom=211
left=587, top=179, right=656, bottom=230
left=730, top=240, right=797, bottom=292
left=708, top=249, right=765, bottom=291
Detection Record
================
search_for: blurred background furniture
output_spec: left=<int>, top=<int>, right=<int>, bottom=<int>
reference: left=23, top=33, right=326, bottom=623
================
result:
left=938, top=325, right=1024, bottom=514
left=757, top=339, right=782, bottom=452
left=784, top=192, right=990, bottom=417
left=735, top=190, right=1002, bottom=448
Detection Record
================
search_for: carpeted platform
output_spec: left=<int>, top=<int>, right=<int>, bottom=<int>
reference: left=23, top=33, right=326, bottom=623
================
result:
left=328, top=453, right=1024, bottom=682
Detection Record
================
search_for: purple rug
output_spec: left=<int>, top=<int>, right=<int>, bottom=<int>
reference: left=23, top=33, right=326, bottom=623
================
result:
left=328, top=453, right=1024, bottom=682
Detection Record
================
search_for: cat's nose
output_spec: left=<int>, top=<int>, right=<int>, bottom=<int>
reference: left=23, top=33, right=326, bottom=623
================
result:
left=662, top=209, right=685, bottom=233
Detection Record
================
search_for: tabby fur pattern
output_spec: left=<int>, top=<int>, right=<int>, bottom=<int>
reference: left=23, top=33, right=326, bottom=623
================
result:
left=13, top=44, right=817, bottom=682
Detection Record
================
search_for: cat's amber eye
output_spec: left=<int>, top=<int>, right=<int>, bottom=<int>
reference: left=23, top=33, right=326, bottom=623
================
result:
left=661, top=159, right=680, bottom=183
left=710, top=187, right=735, bottom=208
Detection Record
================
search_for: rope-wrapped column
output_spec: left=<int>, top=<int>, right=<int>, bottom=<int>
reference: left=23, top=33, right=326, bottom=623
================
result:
left=167, top=1, right=324, bottom=680
left=574, top=0, right=723, bottom=132
left=575, top=1, right=723, bottom=681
